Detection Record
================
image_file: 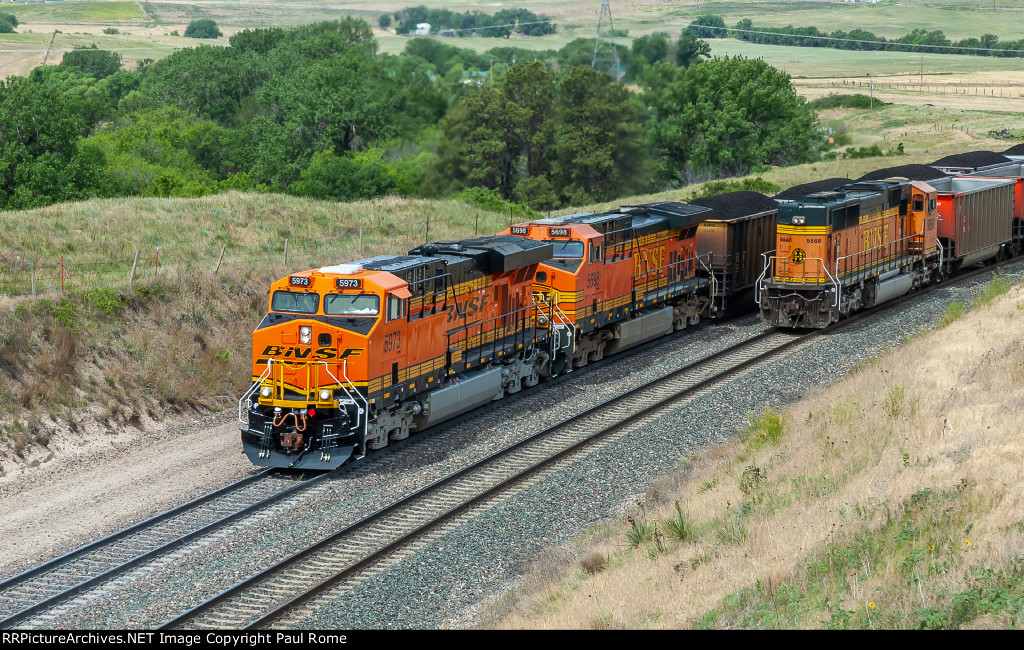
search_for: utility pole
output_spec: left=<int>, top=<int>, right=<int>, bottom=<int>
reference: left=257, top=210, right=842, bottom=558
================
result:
left=592, top=0, right=621, bottom=81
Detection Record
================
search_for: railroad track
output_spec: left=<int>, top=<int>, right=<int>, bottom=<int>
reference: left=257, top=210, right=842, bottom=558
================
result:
left=0, top=469, right=334, bottom=629
left=161, top=328, right=810, bottom=630
left=6, top=259, right=1014, bottom=629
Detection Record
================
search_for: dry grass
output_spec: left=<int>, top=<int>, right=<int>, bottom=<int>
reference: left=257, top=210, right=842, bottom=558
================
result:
left=486, top=279, right=1024, bottom=629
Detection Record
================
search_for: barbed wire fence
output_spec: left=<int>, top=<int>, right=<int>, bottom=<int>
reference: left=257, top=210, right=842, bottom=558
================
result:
left=0, top=240, right=318, bottom=299
left=0, top=218, right=469, bottom=299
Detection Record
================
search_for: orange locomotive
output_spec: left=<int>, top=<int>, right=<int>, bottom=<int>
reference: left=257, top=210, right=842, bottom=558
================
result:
left=240, top=235, right=553, bottom=470
left=758, top=179, right=942, bottom=328
left=501, top=202, right=716, bottom=374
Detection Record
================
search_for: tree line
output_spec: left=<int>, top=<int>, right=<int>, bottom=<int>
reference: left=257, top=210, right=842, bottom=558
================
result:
left=0, top=18, right=822, bottom=213
left=687, top=14, right=1024, bottom=57
left=386, top=6, right=556, bottom=37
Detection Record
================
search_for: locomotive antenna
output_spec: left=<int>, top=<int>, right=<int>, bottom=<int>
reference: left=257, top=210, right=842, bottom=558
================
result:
left=592, top=0, right=622, bottom=81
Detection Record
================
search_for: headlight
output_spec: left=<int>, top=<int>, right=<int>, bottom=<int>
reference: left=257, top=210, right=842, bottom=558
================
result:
left=792, top=216, right=806, bottom=225
left=260, top=386, right=273, bottom=398
left=300, top=326, right=312, bottom=344
left=319, top=389, right=331, bottom=401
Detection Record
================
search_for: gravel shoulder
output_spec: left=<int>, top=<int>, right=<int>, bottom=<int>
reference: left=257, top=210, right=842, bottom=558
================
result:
left=0, top=413, right=254, bottom=580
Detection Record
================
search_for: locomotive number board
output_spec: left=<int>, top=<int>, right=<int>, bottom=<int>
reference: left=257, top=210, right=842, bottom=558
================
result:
left=336, top=278, right=362, bottom=289
left=289, top=276, right=311, bottom=287
left=548, top=227, right=570, bottom=237
left=511, top=226, right=529, bottom=235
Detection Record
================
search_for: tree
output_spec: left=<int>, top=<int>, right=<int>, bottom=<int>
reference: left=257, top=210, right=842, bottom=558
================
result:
left=643, top=57, right=817, bottom=185
left=290, top=148, right=396, bottom=201
left=433, top=87, right=522, bottom=198
left=675, top=36, right=710, bottom=68
left=378, top=14, right=392, bottom=30
left=683, top=15, right=726, bottom=39
left=0, top=12, right=16, bottom=34
left=502, top=61, right=555, bottom=180
left=184, top=19, right=222, bottom=39
left=552, top=66, right=651, bottom=204
left=59, top=45, right=123, bottom=80
left=0, top=77, right=93, bottom=209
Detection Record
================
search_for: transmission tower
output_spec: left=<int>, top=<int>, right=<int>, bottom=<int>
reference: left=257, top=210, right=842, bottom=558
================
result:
left=592, top=0, right=622, bottom=80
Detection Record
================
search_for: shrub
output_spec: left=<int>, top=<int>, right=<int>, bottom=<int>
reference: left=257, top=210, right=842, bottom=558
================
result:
left=184, top=19, right=221, bottom=39
left=809, top=94, right=873, bottom=110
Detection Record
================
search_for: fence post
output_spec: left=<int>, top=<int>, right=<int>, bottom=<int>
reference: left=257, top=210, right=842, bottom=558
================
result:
left=61, top=255, right=65, bottom=294
left=31, top=266, right=36, bottom=298
left=215, top=245, right=226, bottom=274
left=129, top=249, right=139, bottom=286
left=359, top=227, right=363, bottom=254
left=155, top=247, right=160, bottom=278
left=424, top=215, right=430, bottom=243
left=284, top=239, right=288, bottom=266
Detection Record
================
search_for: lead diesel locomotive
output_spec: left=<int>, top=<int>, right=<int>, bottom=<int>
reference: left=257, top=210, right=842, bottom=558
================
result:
left=241, top=235, right=553, bottom=470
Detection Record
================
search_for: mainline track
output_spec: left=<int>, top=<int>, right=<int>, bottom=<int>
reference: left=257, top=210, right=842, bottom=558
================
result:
left=4, top=259, right=1013, bottom=629
left=161, top=328, right=811, bottom=630
left=0, top=469, right=333, bottom=629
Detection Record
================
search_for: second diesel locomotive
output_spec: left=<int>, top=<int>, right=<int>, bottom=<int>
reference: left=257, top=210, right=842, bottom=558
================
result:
left=758, top=173, right=1019, bottom=328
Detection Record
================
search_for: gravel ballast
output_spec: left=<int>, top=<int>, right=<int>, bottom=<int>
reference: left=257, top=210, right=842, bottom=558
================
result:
left=14, top=262, right=1024, bottom=630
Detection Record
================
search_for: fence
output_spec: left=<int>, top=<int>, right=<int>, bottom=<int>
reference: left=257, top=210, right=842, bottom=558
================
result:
left=0, top=241, right=307, bottom=298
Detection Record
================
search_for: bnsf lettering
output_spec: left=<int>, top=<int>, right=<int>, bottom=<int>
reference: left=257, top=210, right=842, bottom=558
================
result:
left=863, top=224, right=891, bottom=250
left=633, top=245, right=666, bottom=276
left=260, top=345, right=363, bottom=360
left=445, top=293, right=492, bottom=324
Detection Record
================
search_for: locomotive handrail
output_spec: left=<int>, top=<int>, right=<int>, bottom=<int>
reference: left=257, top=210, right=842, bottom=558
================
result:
left=832, top=228, right=926, bottom=283
left=754, top=250, right=776, bottom=305
left=629, top=250, right=714, bottom=294
left=239, top=359, right=274, bottom=425
left=758, top=256, right=840, bottom=308
left=321, top=361, right=366, bottom=440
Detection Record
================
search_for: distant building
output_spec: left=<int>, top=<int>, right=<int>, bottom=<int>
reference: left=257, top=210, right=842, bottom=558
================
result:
left=438, top=29, right=456, bottom=37
left=414, top=23, right=430, bottom=36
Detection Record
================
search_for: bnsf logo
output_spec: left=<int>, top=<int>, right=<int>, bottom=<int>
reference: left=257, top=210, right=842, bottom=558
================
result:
left=259, top=346, right=364, bottom=360
left=445, top=293, right=491, bottom=324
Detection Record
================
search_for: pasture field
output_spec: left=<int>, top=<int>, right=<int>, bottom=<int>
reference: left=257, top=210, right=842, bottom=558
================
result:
left=0, top=1, right=147, bottom=23
left=673, top=0, right=1024, bottom=41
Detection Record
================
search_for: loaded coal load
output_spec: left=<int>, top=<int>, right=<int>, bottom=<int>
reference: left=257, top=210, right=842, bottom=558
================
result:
left=1003, top=142, right=1024, bottom=156
left=856, top=164, right=949, bottom=183
left=774, top=178, right=850, bottom=201
left=692, top=191, right=779, bottom=314
left=930, top=150, right=1011, bottom=174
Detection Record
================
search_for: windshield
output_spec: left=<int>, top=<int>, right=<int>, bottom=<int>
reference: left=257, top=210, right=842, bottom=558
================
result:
left=271, top=291, right=319, bottom=314
left=325, top=293, right=380, bottom=316
left=548, top=240, right=584, bottom=258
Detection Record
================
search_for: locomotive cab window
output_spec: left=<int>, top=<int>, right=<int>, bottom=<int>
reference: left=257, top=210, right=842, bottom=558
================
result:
left=324, top=293, right=379, bottom=316
left=386, top=295, right=407, bottom=322
left=590, top=243, right=602, bottom=263
left=271, top=291, right=319, bottom=314
left=548, top=240, right=584, bottom=258
left=913, top=197, right=925, bottom=212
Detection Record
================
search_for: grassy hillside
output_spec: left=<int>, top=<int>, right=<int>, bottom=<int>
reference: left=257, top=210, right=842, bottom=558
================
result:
left=486, top=274, right=1024, bottom=630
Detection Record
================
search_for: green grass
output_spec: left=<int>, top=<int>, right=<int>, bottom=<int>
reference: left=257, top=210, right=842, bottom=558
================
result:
left=670, top=0, right=1024, bottom=41
left=692, top=482, right=1018, bottom=629
left=706, top=39, right=1024, bottom=78
left=5, top=1, right=147, bottom=24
